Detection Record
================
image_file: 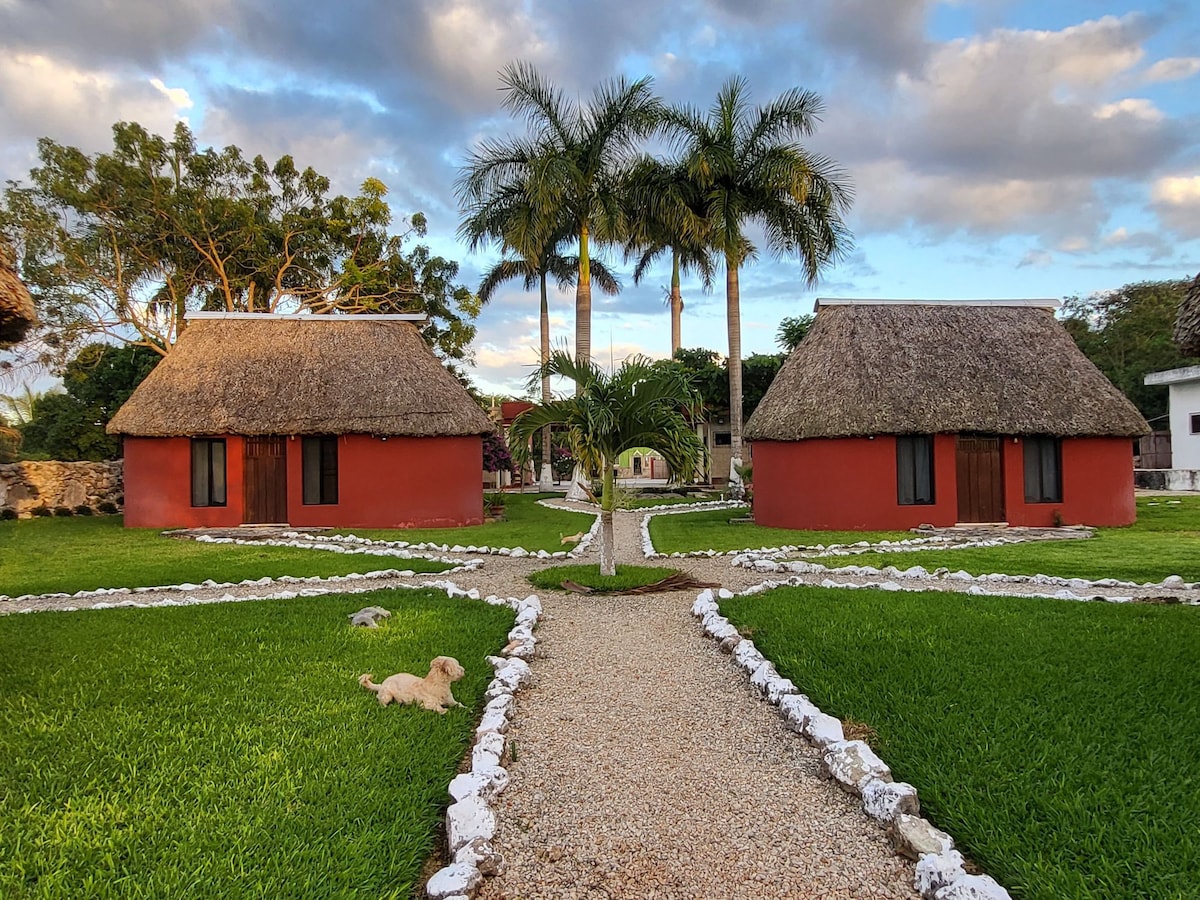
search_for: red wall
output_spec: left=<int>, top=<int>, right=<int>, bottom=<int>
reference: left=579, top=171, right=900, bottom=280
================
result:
left=751, top=434, right=1136, bottom=531
left=121, top=434, right=483, bottom=529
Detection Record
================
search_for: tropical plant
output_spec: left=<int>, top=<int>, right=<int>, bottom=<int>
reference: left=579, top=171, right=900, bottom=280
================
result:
left=665, top=77, right=853, bottom=477
left=622, top=156, right=715, bottom=354
left=457, top=62, right=661, bottom=376
left=777, top=314, right=814, bottom=353
left=508, top=351, right=706, bottom=575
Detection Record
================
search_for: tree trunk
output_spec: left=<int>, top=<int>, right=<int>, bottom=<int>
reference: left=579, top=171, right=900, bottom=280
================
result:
left=539, top=271, right=554, bottom=487
left=670, top=250, right=682, bottom=355
left=599, top=457, right=616, bottom=576
left=726, top=257, right=743, bottom=463
left=576, top=221, right=592, bottom=377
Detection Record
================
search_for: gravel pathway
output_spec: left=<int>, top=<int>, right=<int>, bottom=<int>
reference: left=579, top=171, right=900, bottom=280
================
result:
left=476, top=509, right=917, bottom=899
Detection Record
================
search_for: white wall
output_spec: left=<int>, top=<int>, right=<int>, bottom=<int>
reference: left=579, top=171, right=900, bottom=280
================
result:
left=1169, top=380, right=1200, bottom=469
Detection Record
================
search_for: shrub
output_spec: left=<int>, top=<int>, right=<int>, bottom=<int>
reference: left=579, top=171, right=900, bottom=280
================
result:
left=97, top=500, right=119, bottom=515
left=53, top=506, right=74, bottom=517
left=74, top=505, right=95, bottom=516
left=31, top=506, right=51, bottom=517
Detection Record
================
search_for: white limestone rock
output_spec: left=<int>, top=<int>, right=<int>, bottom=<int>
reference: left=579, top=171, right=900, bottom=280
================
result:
left=890, top=813, right=954, bottom=860
left=778, top=694, right=820, bottom=732
left=804, top=712, right=847, bottom=748
left=732, top=641, right=766, bottom=673
left=446, top=795, right=497, bottom=853
left=915, top=850, right=968, bottom=897
left=820, top=740, right=892, bottom=794
left=472, top=731, right=506, bottom=769
left=718, top=588, right=734, bottom=599
left=475, top=708, right=509, bottom=736
left=749, top=661, right=781, bottom=697
left=426, top=862, right=481, bottom=899
left=455, top=835, right=503, bottom=877
left=449, top=765, right=509, bottom=802
left=932, top=874, right=1012, bottom=899
left=861, top=778, right=920, bottom=824
left=764, top=675, right=797, bottom=705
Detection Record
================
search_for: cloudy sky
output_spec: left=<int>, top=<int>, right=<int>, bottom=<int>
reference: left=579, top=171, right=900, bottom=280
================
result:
left=2, top=0, right=1198, bottom=396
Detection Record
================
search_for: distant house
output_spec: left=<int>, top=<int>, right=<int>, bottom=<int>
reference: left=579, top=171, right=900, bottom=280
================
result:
left=1144, top=365, right=1200, bottom=471
left=745, top=299, right=1149, bottom=530
left=108, top=313, right=494, bottom=529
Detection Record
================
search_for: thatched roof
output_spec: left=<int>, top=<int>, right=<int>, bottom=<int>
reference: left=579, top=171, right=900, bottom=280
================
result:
left=108, top=314, right=494, bottom=437
left=1174, top=271, right=1200, bottom=356
left=745, top=300, right=1149, bottom=440
left=0, top=250, right=36, bottom=345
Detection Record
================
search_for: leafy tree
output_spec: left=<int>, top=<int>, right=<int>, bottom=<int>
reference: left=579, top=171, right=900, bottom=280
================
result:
left=622, top=156, right=714, bottom=354
left=657, top=346, right=783, bottom=421
left=666, top=77, right=853, bottom=475
left=458, top=62, right=661, bottom=376
left=1060, top=278, right=1199, bottom=423
left=777, top=314, right=814, bottom=353
left=17, top=343, right=158, bottom=460
left=1, top=121, right=479, bottom=367
left=741, top=353, right=785, bottom=418
left=509, top=351, right=705, bottom=575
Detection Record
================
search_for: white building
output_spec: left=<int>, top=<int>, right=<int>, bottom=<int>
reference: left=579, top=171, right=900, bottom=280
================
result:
left=1144, top=365, right=1200, bottom=470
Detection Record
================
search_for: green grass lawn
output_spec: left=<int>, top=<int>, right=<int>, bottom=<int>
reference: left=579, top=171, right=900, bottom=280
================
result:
left=0, top=588, right=513, bottom=899
left=0, top=517, right=453, bottom=598
left=722, top=586, right=1200, bottom=899
left=340, top=492, right=596, bottom=552
left=647, top=506, right=909, bottom=554
left=834, top=496, right=1200, bottom=584
left=527, top=563, right=680, bottom=592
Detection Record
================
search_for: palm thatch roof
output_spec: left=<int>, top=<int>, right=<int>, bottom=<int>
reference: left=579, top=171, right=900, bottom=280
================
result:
left=1174, top=271, right=1200, bottom=356
left=0, top=249, right=36, bottom=345
left=745, top=300, right=1148, bottom=440
left=108, top=314, right=493, bottom=437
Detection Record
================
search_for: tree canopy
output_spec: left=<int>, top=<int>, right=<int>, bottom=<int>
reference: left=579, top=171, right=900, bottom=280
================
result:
left=1060, top=278, right=1199, bottom=424
left=1, top=121, right=479, bottom=368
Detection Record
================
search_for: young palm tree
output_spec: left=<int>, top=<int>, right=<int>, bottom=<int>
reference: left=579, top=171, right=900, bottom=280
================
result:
left=666, top=77, right=853, bottom=480
left=622, top=157, right=715, bottom=355
left=509, top=350, right=706, bottom=575
left=457, top=61, right=661, bottom=375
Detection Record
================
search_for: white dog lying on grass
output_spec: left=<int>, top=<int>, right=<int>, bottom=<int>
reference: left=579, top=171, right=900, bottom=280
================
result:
left=358, top=656, right=465, bottom=713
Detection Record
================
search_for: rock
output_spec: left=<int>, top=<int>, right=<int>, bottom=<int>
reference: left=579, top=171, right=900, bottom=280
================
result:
left=749, top=660, right=780, bottom=696
left=425, top=862, right=482, bottom=899
left=803, top=712, right=846, bottom=747
left=472, top=731, right=505, bottom=769
left=890, top=813, right=954, bottom=860
left=455, top=835, right=503, bottom=877
left=732, top=640, right=766, bottom=673
left=933, top=874, right=1012, bottom=899
left=861, top=778, right=920, bottom=824
left=820, top=740, right=892, bottom=794
left=1162, top=574, right=1185, bottom=588
left=765, top=675, right=798, bottom=705
left=476, top=708, right=509, bottom=735
left=449, top=766, right=509, bottom=801
left=718, top=635, right=741, bottom=653
left=914, top=849, right=967, bottom=896
left=778, top=694, right=820, bottom=732
left=446, top=796, right=496, bottom=852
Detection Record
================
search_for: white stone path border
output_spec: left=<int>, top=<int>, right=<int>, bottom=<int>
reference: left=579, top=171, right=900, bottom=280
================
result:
left=732, top=554, right=1200, bottom=599
left=694, top=582, right=1014, bottom=900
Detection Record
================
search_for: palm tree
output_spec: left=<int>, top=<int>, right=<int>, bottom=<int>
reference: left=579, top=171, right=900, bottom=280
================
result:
left=666, top=77, right=853, bottom=481
left=509, top=350, right=705, bottom=575
left=622, top=157, right=715, bottom=355
left=459, top=182, right=620, bottom=486
left=457, top=61, right=661, bottom=376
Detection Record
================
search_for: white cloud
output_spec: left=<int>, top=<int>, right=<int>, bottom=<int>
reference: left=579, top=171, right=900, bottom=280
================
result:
left=1142, top=56, right=1200, bottom=83
left=1017, top=249, right=1053, bottom=268
left=149, top=77, right=193, bottom=110
left=1151, top=175, right=1200, bottom=238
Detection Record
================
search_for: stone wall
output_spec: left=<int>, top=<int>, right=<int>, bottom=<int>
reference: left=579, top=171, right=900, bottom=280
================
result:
left=1135, top=468, right=1200, bottom=491
left=0, top=460, right=123, bottom=517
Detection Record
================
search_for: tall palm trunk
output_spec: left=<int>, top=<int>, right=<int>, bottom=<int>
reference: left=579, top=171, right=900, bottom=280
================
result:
left=576, top=221, right=592, bottom=375
left=726, top=256, right=743, bottom=471
left=566, top=222, right=593, bottom=501
left=670, top=250, right=682, bottom=355
left=539, top=271, right=554, bottom=486
left=599, top=457, right=616, bottom=576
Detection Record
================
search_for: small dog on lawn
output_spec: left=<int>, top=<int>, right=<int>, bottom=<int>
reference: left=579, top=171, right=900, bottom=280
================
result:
left=358, top=656, right=465, bottom=713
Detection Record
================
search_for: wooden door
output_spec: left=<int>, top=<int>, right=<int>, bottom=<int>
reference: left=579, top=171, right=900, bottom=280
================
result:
left=243, top=436, right=288, bottom=523
left=956, top=434, right=1004, bottom=523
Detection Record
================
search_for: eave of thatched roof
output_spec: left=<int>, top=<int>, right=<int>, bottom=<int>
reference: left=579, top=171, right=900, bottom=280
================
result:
left=1174, top=271, right=1200, bottom=356
left=108, top=315, right=494, bottom=437
left=745, top=301, right=1149, bottom=440
left=0, top=255, right=36, bottom=345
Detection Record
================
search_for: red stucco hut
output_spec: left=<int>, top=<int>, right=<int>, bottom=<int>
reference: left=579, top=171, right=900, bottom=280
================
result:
left=107, top=313, right=494, bottom=529
left=745, top=299, right=1149, bottom=530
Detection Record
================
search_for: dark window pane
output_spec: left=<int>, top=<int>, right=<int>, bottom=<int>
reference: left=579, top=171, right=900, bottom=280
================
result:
left=897, top=435, right=934, bottom=505
left=191, top=439, right=226, bottom=507
left=714, top=432, right=732, bottom=446
left=1191, top=414, right=1200, bottom=435
left=1024, top=437, right=1061, bottom=503
left=303, top=436, right=338, bottom=505
left=191, top=440, right=208, bottom=507
left=210, top=440, right=226, bottom=505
